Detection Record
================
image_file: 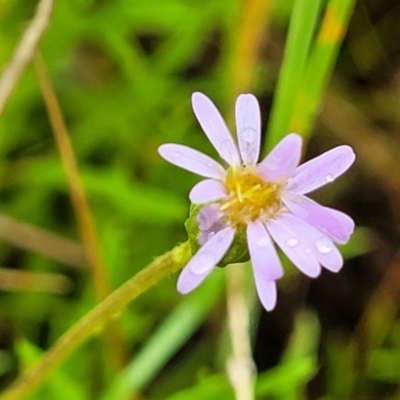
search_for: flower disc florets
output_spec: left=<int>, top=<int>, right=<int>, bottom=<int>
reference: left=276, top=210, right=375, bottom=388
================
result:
left=158, top=92, right=356, bottom=312
left=221, top=166, right=283, bottom=225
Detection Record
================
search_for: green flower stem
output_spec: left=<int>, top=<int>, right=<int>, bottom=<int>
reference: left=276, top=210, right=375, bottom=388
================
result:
left=0, top=242, right=191, bottom=400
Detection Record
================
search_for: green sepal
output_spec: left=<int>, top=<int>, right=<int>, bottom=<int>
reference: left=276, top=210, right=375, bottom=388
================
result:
left=185, top=203, right=250, bottom=268
left=184, top=203, right=203, bottom=254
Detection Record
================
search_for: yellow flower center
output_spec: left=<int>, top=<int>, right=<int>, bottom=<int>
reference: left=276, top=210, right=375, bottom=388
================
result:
left=220, top=166, right=283, bottom=226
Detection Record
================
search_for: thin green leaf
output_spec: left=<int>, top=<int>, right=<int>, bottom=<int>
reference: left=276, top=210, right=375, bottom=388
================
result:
left=290, top=0, right=356, bottom=137
left=265, top=0, right=324, bottom=151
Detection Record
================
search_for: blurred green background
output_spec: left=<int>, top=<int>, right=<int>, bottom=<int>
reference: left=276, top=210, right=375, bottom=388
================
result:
left=1, top=0, right=400, bottom=399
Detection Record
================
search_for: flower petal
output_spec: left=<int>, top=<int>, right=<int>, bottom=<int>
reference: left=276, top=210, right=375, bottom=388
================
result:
left=196, top=204, right=227, bottom=246
left=158, top=143, right=226, bottom=179
left=192, top=92, right=240, bottom=165
left=287, top=145, right=355, bottom=194
left=235, top=94, right=261, bottom=166
left=266, top=213, right=321, bottom=278
left=253, top=278, right=278, bottom=312
left=269, top=212, right=343, bottom=273
left=176, top=266, right=214, bottom=295
left=258, top=133, right=302, bottom=182
left=247, top=220, right=284, bottom=280
left=282, top=192, right=355, bottom=244
left=177, top=226, right=235, bottom=294
left=314, top=237, right=343, bottom=273
left=288, top=215, right=343, bottom=273
left=189, top=179, right=227, bottom=203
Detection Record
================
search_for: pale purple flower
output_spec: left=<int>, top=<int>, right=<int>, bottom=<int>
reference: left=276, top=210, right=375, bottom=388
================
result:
left=158, top=92, right=355, bottom=311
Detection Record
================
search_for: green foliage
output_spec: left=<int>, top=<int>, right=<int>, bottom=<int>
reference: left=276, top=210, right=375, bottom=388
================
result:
left=0, top=0, right=386, bottom=399
left=15, top=340, right=86, bottom=400
left=266, top=0, right=324, bottom=150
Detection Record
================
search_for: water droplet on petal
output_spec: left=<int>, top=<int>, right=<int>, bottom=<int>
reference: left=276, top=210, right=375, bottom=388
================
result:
left=326, top=174, right=334, bottom=182
left=207, top=231, right=215, bottom=240
left=286, top=238, right=299, bottom=247
left=190, top=252, right=215, bottom=275
left=304, top=248, right=312, bottom=254
left=241, top=151, right=255, bottom=163
left=256, top=237, right=269, bottom=248
left=207, top=161, right=214, bottom=168
left=238, top=128, right=258, bottom=164
left=239, top=128, right=256, bottom=144
left=315, top=237, right=332, bottom=254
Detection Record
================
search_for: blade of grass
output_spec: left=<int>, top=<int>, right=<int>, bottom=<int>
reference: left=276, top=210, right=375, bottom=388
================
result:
left=0, top=213, right=86, bottom=268
left=265, top=0, right=324, bottom=151
left=290, top=0, right=356, bottom=137
left=0, top=0, right=54, bottom=118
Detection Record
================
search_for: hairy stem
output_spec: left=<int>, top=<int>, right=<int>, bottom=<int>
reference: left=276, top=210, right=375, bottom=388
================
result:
left=0, top=242, right=191, bottom=400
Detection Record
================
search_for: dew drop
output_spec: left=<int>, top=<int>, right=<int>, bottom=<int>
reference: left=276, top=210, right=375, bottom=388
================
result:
left=256, top=237, right=270, bottom=248
left=286, top=238, right=299, bottom=247
left=241, top=150, right=256, bottom=162
left=315, top=237, right=332, bottom=254
left=239, top=128, right=256, bottom=144
left=207, top=231, right=215, bottom=240
left=190, top=252, right=215, bottom=275
left=304, top=248, right=312, bottom=254
left=326, top=174, right=334, bottom=182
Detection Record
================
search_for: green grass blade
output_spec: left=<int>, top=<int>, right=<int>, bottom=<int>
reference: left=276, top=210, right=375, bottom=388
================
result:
left=290, top=0, right=356, bottom=137
left=265, top=0, right=324, bottom=151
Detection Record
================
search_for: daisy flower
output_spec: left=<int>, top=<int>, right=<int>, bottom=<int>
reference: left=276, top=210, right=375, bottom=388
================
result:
left=158, top=92, right=355, bottom=311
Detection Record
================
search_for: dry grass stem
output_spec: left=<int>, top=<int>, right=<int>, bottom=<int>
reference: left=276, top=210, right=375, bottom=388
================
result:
left=0, top=268, right=72, bottom=294
left=0, top=213, right=86, bottom=268
left=226, top=265, right=255, bottom=400
left=34, top=52, right=126, bottom=370
left=0, top=0, right=54, bottom=118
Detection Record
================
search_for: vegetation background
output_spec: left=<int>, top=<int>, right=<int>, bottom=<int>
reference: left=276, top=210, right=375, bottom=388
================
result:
left=1, top=0, right=400, bottom=399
